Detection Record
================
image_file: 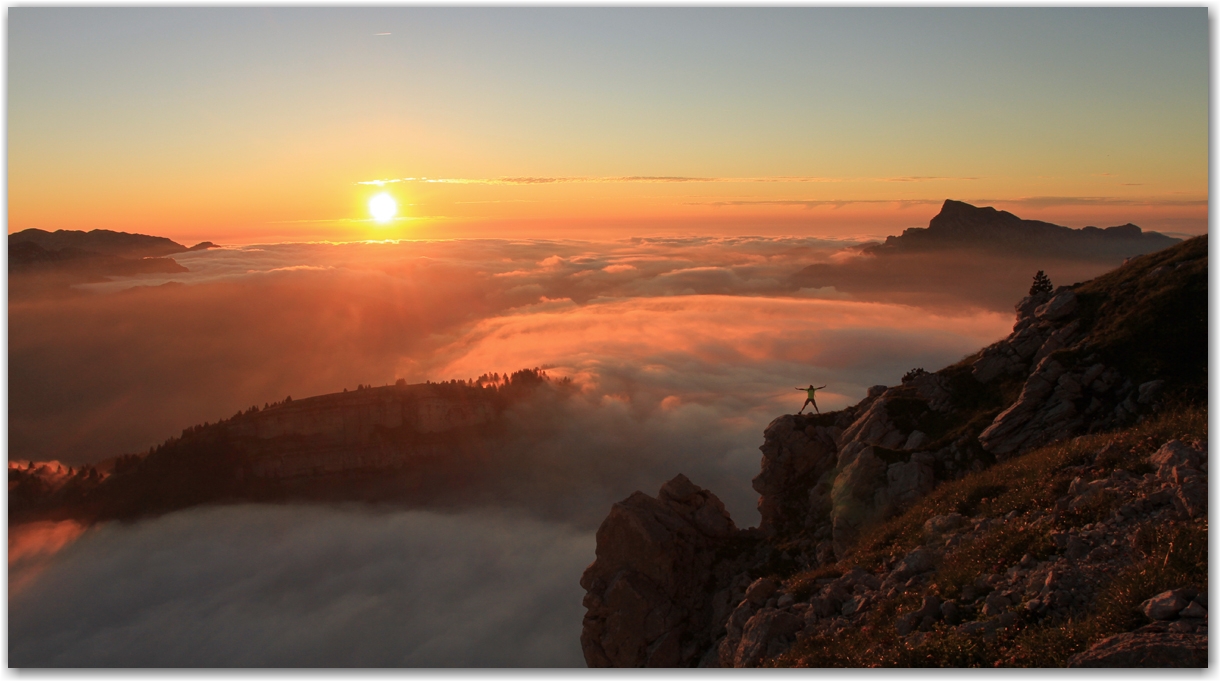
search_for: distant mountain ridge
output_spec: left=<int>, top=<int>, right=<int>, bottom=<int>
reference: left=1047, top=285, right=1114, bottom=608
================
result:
left=865, top=200, right=1180, bottom=258
left=790, top=200, right=1184, bottom=311
left=8, top=369, right=566, bottom=524
left=8, top=228, right=215, bottom=294
left=9, top=228, right=214, bottom=258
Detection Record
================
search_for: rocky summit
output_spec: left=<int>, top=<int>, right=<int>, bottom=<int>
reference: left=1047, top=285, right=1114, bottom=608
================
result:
left=864, top=199, right=1181, bottom=259
left=581, top=235, right=1207, bottom=668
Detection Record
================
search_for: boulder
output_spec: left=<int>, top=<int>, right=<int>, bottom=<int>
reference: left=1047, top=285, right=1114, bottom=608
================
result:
left=1066, top=632, right=1207, bottom=667
left=1141, top=590, right=1193, bottom=621
left=731, top=608, right=803, bottom=667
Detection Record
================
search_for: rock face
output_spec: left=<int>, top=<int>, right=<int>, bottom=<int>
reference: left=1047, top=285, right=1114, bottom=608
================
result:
left=747, top=263, right=1181, bottom=559
left=752, top=415, right=840, bottom=535
left=580, top=475, right=743, bottom=667
left=225, top=384, right=496, bottom=480
left=9, top=227, right=191, bottom=258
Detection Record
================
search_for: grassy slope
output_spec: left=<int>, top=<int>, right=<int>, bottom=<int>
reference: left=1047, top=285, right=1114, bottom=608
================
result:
left=769, top=237, right=1208, bottom=667
left=772, top=406, right=1206, bottom=667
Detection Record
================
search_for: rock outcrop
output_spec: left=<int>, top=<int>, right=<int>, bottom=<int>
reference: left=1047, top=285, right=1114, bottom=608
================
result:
left=865, top=200, right=1181, bottom=259
left=583, top=435, right=1208, bottom=667
left=580, top=475, right=745, bottom=667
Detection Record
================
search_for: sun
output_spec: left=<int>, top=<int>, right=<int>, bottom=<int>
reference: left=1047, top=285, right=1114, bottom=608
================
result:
left=369, top=192, right=397, bottom=223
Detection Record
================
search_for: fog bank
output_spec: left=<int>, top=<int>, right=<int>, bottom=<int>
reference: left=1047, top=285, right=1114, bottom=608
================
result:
left=9, top=505, right=593, bottom=667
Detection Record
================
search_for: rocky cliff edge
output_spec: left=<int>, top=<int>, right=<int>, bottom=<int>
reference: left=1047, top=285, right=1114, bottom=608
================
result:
left=580, top=236, right=1207, bottom=667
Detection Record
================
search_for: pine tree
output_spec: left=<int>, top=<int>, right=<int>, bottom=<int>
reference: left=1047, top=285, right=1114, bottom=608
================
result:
left=1030, top=270, right=1053, bottom=296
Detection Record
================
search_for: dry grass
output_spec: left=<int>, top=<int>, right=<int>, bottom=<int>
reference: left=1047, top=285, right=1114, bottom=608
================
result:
left=775, top=406, right=1207, bottom=667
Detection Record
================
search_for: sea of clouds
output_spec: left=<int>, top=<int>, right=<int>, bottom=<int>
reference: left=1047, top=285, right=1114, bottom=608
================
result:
left=10, top=235, right=1044, bottom=666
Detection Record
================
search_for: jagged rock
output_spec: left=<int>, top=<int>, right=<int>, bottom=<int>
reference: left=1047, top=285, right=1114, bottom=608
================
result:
left=971, top=337, right=1028, bottom=383
left=1066, top=633, right=1207, bottom=667
left=1014, top=292, right=1051, bottom=329
left=581, top=474, right=740, bottom=667
left=1010, top=322, right=1053, bottom=360
left=906, top=373, right=954, bottom=412
left=978, top=357, right=1088, bottom=457
left=1034, top=289, right=1077, bottom=320
left=1031, top=319, right=1080, bottom=365
left=839, top=394, right=905, bottom=449
left=753, top=416, right=839, bottom=535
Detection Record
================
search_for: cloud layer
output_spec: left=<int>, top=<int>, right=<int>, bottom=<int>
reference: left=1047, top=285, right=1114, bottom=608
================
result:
left=9, top=506, right=593, bottom=667
left=10, top=234, right=1133, bottom=667
left=11, top=236, right=1014, bottom=523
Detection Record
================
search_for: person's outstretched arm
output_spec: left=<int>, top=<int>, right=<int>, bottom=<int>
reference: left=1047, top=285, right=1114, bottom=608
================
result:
left=817, top=385, right=827, bottom=389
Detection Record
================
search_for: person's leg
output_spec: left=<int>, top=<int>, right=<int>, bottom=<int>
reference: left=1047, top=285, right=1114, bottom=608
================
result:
left=813, top=398, right=820, bottom=414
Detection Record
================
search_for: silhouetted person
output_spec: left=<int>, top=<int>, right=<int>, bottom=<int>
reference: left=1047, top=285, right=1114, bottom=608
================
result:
left=796, top=384, right=827, bottom=414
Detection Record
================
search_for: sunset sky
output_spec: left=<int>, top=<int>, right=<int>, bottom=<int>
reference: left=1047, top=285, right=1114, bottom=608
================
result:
left=9, top=8, right=1208, bottom=244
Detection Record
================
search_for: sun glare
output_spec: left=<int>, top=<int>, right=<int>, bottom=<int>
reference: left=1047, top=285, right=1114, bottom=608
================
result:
left=369, top=193, right=397, bottom=223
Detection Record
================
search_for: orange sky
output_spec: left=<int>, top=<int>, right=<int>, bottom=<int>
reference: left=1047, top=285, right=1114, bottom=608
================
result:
left=8, top=9, right=1209, bottom=244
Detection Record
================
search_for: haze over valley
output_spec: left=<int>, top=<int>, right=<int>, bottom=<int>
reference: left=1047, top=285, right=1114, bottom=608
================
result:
left=8, top=7, right=1206, bottom=669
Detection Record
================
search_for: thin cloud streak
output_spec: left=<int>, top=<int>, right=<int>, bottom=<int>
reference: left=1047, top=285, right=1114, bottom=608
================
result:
left=355, top=176, right=981, bottom=186
left=698, top=196, right=1207, bottom=210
